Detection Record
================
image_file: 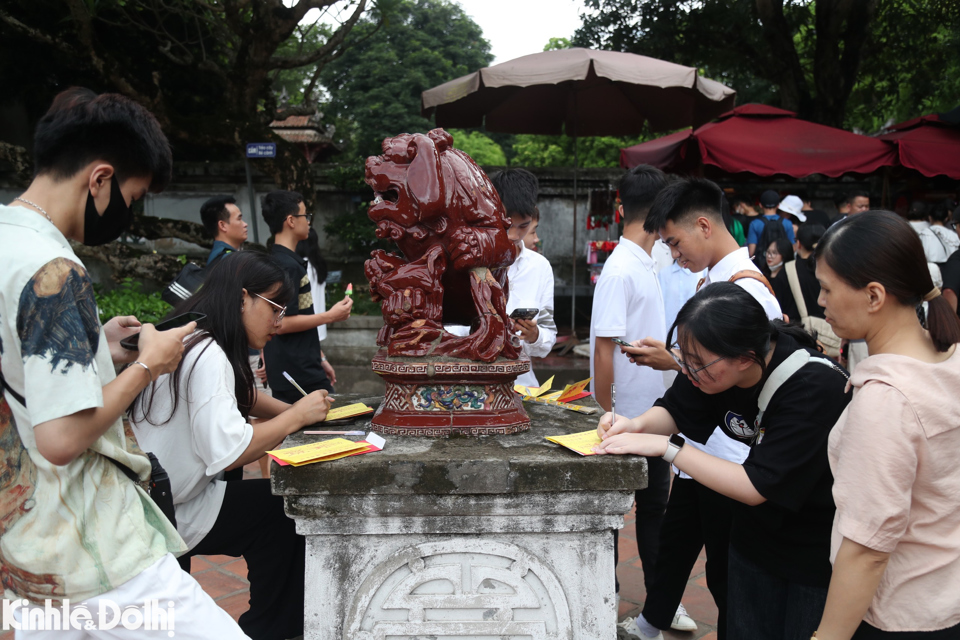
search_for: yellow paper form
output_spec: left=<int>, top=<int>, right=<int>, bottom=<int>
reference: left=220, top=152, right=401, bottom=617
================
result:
left=267, top=438, right=367, bottom=466
left=324, top=403, right=374, bottom=421
left=545, top=429, right=603, bottom=456
left=557, top=377, right=593, bottom=402
left=514, top=375, right=555, bottom=398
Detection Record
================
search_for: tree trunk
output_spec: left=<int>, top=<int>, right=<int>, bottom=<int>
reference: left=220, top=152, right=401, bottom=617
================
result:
left=755, top=0, right=812, bottom=115
left=812, top=0, right=879, bottom=128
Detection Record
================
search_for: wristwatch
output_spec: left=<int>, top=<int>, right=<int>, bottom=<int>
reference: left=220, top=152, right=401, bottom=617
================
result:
left=662, top=434, right=686, bottom=464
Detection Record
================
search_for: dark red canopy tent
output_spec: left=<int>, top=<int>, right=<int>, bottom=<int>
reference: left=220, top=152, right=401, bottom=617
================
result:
left=878, top=114, right=960, bottom=180
left=620, top=104, right=897, bottom=177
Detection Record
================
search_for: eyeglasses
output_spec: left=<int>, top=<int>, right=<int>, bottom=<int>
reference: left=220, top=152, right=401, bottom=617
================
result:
left=252, top=292, right=286, bottom=325
left=765, top=250, right=781, bottom=259
left=669, top=345, right=724, bottom=383
left=290, top=213, right=314, bottom=223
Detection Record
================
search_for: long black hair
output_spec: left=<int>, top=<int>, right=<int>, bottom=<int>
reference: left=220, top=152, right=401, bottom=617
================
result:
left=131, top=251, right=294, bottom=424
left=796, top=223, right=826, bottom=269
left=296, top=227, right=328, bottom=284
left=667, top=282, right=819, bottom=380
left=817, top=210, right=960, bottom=352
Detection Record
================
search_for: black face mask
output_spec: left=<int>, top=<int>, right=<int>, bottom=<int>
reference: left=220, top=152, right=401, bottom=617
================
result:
left=83, top=177, right=134, bottom=246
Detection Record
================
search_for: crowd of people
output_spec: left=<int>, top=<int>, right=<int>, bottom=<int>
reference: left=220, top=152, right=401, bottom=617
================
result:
left=586, top=166, right=960, bottom=640
left=1, top=87, right=958, bottom=640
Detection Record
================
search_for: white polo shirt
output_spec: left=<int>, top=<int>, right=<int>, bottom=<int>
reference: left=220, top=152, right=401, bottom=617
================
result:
left=682, top=247, right=784, bottom=475
left=589, top=237, right=666, bottom=419
left=703, top=247, right=782, bottom=320
left=507, top=247, right=557, bottom=388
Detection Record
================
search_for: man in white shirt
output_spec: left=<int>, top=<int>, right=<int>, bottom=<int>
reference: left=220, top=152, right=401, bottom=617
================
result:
left=491, top=169, right=557, bottom=388
left=588, top=165, right=696, bottom=633
left=618, top=177, right=783, bottom=640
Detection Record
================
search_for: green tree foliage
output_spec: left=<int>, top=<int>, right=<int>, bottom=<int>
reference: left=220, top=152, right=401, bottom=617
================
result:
left=317, top=0, right=494, bottom=157
left=448, top=129, right=507, bottom=166
left=574, top=0, right=960, bottom=131
left=0, top=0, right=381, bottom=202
left=511, top=132, right=656, bottom=168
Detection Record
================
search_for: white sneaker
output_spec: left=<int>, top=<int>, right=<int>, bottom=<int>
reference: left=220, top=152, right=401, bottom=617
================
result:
left=617, top=617, right=664, bottom=640
left=670, top=603, right=698, bottom=632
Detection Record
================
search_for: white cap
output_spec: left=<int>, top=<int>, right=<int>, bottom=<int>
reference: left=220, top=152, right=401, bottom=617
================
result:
left=779, top=195, right=806, bottom=222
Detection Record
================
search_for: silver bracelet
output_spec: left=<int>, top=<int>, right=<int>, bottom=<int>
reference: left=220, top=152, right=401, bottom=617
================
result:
left=130, top=361, right=153, bottom=381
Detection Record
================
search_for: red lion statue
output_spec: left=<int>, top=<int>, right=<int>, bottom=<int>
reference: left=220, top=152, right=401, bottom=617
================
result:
left=364, top=128, right=520, bottom=362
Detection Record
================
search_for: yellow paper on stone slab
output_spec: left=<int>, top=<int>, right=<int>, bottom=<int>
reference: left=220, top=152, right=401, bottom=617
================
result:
left=266, top=438, right=367, bottom=466
left=557, top=377, right=593, bottom=402
left=545, top=429, right=603, bottom=456
left=514, top=375, right=555, bottom=398
left=324, top=402, right=375, bottom=421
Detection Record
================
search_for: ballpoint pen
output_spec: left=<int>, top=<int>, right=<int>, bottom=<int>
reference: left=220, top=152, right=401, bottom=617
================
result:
left=611, top=382, right=617, bottom=426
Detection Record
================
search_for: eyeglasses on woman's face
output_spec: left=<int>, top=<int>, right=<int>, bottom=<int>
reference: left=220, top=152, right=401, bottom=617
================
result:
left=669, top=345, right=725, bottom=383
left=252, top=292, right=286, bottom=325
left=765, top=248, right=781, bottom=260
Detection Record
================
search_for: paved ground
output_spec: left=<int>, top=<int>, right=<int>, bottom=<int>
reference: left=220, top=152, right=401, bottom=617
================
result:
left=1, top=461, right=719, bottom=639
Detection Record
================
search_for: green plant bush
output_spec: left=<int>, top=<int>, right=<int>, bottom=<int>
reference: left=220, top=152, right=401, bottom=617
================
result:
left=95, top=278, right=172, bottom=325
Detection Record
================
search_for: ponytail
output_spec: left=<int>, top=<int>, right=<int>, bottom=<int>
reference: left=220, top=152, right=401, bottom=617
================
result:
left=926, top=295, right=960, bottom=352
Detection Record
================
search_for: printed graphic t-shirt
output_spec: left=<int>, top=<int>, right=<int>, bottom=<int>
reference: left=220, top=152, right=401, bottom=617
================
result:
left=0, top=205, right=184, bottom=604
left=655, top=333, right=851, bottom=587
left=264, top=244, right=329, bottom=396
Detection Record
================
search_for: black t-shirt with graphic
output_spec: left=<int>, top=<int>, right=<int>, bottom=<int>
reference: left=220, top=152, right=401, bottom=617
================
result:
left=263, top=244, right=330, bottom=398
left=654, top=333, right=851, bottom=587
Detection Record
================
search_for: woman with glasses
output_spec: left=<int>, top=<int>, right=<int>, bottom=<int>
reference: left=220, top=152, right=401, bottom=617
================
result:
left=595, top=282, right=851, bottom=640
left=130, top=251, right=334, bottom=640
left=764, top=235, right=795, bottom=280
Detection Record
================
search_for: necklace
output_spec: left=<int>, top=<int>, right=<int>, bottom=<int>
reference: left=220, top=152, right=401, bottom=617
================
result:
left=14, top=197, right=54, bottom=223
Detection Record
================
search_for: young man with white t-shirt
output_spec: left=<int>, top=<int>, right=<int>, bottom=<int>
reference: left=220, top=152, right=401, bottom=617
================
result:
left=589, top=165, right=696, bottom=634
left=491, top=169, right=557, bottom=389
left=0, top=88, right=248, bottom=638
left=617, top=177, right=783, bottom=640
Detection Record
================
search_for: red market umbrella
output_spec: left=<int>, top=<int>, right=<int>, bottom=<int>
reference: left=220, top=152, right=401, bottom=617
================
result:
left=422, top=48, right=736, bottom=331
left=878, top=114, right=960, bottom=180
left=621, top=104, right=897, bottom=178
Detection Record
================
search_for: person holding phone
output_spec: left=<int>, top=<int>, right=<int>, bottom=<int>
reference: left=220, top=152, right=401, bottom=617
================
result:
left=596, top=283, right=850, bottom=640
left=0, top=88, right=247, bottom=637
left=490, top=169, right=557, bottom=388
left=130, top=251, right=334, bottom=640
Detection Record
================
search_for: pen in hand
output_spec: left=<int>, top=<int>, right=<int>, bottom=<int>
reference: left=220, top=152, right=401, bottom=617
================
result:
left=283, top=371, right=309, bottom=398
left=611, top=382, right=617, bottom=428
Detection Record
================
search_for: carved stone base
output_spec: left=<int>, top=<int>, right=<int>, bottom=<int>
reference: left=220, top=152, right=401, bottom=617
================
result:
left=370, top=350, right=531, bottom=436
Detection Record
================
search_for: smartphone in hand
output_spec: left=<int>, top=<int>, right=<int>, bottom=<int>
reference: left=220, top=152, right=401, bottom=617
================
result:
left=509, top=308, right=539, bottom=321
left=120, top=312, right=207, bottom=351
left=611, top=337, right=633, bottom=348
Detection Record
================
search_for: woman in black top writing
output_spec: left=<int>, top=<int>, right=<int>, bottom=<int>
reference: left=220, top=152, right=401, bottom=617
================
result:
left=595, top=282, right=850, bottom=640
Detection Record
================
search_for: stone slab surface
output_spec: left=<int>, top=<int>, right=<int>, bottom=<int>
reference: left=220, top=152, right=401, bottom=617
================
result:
left=272, top=394, right=647, bottom=497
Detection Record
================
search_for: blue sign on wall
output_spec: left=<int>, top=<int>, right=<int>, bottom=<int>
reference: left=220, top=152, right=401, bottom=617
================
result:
left=246, top=143, right=277, bottom=158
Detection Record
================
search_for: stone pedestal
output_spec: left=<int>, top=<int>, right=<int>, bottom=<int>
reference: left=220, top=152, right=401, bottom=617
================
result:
left=272, top=395, right=647, bottom=640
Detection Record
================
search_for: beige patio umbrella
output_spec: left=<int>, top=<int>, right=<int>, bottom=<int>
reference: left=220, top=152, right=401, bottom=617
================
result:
left=422, top=48, right=735, bottom=332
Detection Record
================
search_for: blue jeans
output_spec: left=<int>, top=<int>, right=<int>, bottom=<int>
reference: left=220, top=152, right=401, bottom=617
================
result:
left=727, top=545, right=827, bottom=640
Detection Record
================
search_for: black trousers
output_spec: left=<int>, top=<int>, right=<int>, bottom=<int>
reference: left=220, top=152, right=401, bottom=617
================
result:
left=614, top=455, right=670, bottom=593
left=853, top=622, right=960, bottom=639
left=641, top=477, right=735, bottom=639
left=189, top=478, right=305, bottom=640
left=727, top=545, right=827, bottom=640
